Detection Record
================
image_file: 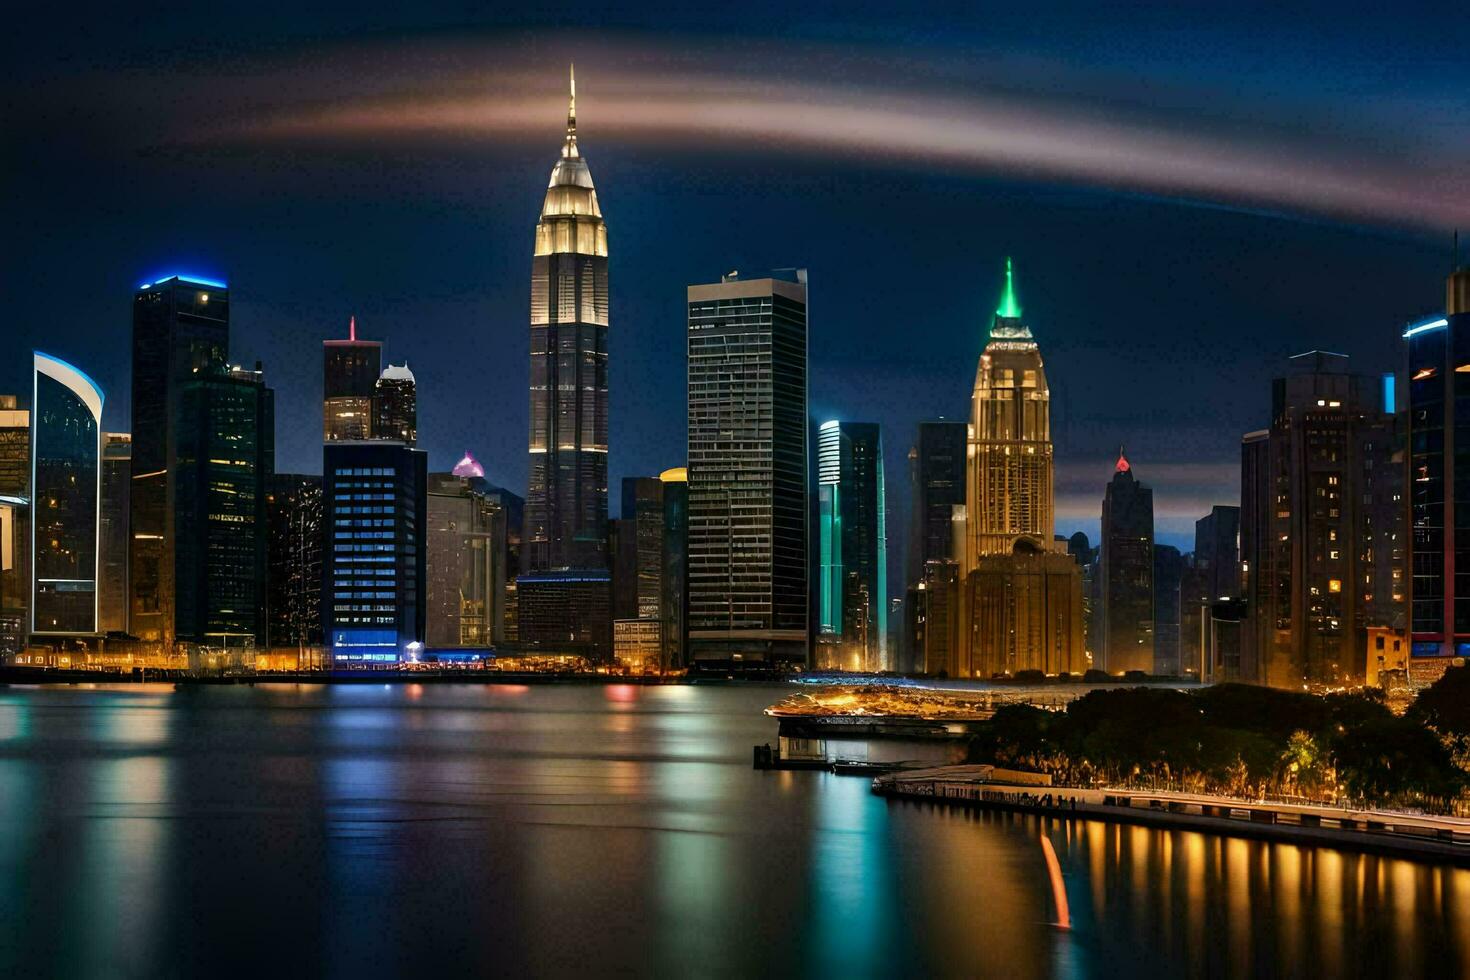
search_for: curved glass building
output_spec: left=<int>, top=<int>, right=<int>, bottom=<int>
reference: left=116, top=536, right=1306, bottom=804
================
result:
left=31, top=351, right=103, bottom=636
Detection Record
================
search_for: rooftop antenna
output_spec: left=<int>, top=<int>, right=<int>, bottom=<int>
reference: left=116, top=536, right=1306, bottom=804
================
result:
left=349, top=315, right=356, bottom=341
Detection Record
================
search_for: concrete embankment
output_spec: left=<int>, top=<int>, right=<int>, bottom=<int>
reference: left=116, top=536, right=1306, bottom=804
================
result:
left=873, top=766, right=1470, bottom=866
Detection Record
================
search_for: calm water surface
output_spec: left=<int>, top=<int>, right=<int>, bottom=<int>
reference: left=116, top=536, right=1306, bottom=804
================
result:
left=0, top=682, right=1467, bottom=978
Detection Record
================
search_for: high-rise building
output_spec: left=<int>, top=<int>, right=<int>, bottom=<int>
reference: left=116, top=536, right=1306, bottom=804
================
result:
left=374, top=363, right=417, bottom=446
left=426, top=472, right=508, bottom=648
left=322, top=441, right=427, bottom=666
left=452, top=453, right=524, bottom=645
left=1241, top=350, right=1403, bottom=687
left=130, top=274, right=229, bottom=645
left=0, top=396, right=30, bottom=654
left=519, top=68, right=612, bottom=659
left=99, top=433, right=131, bottom=634
left=323, top=317, right=382, bottom=442
left=1405, top=264, right=1470, bottom=675
left=965, top=259, right=1053, bottom=567
left=816, top=420, right=888, bottom=671
left=687, top=270, right=809, bottom=665
left=1153, top=544, right=1184, bottom=677
left=266, top=474, right=322, bottom=650
left=968, top=544, right=1085, bottom=677
left=173, top=364, right=273, bottom=650
left=1194, top=505, right=1241, bottom=601
left=1099, top=451, right=1155, bottom=673
left=660, top=467, right=689, bottom=671
left=30, top=352, right=103, bottom=638
left=908, top=421, right=967, bottom=578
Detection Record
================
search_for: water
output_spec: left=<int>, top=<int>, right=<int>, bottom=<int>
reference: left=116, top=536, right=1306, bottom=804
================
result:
left=0, top=682, right=1466, bottom=978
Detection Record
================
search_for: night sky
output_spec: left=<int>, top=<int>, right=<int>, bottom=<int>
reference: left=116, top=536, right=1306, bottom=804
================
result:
left=3, top=3, right=1466, bottom=558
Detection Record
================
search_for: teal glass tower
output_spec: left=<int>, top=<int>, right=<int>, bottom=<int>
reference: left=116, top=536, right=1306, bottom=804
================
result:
left=816, top=420, right=887, bottom=671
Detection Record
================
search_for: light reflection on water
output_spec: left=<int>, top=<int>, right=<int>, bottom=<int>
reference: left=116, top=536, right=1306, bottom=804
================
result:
left=0, top=683, right=1467, bottom=977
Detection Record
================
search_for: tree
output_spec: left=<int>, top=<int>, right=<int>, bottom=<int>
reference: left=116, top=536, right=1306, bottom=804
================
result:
left=1408, top=665, right=1470, bottom=738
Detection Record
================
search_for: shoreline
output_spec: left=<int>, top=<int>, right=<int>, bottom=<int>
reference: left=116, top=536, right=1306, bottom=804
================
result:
left=0, top=667, right=787, bottom=686
left=873, top=768, right=1470, bottom=866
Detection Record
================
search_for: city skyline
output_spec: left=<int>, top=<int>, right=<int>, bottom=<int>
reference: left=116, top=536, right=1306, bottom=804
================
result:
left=6, top=13, right=1463, bottom=562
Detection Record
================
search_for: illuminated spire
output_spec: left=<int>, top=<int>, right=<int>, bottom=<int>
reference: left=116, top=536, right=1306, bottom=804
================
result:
left=349, top=315, right=356, bottom=341
left=563, top=63, right=579, bottom=159
left=1115, top=445, right=1130, bottom=474
left=996, top=257, right=1022, bottom=319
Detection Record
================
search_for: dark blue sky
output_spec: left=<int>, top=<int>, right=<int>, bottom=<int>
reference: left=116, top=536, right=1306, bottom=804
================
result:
left=3, top=2, right=1465, bottom=552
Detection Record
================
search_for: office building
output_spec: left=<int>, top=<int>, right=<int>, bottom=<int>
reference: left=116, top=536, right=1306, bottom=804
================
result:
left=1153, top=544, right=1184, bottom=676
left=130, top=273, right=230, bottom=645
left=323, top=317, right=382, bottom=442
left=1241, top=350, right=1404, bottom=687
left=173, top=364, right=273, bottom=650
left=375, top=363, right=416, bottom=445
left=660, top=467, right=688, bottom=670
left=613, top=618, right=661, bottom=674
left=816, top=420, right=888, bottom=671
left=323, top=441, right=427, bottom=666
left=687, top=270, right=809, bottom=665
left=1405, top=264, right=1470, bottom=676
left=99, top=433, right=131, bottom=634
left=965, top=259, right=1053, bottom=566
left=967, top=544, right=1085, bottom=677
left=426, top=471, right=508, bottom=648
left=1098, top=451, right=1155, bottom=673
left=30, top=352, right=103, bottom=637
left=1194, top=505, right=1241, bottom=601
left=519, top=68, right=613, bottom=658
left=908, top=420, right=967, bottom=577
left=0, top=396, right=29, bottom=654
left=266, top=474, right=323, bottom=650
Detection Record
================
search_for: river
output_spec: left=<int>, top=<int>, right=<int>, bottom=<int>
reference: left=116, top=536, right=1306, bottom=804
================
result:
left=0, top=682, right=1466, bottom=978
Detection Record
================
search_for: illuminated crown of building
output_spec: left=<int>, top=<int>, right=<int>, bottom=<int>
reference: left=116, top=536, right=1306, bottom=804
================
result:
left=537, top=64, right=607, bottom=254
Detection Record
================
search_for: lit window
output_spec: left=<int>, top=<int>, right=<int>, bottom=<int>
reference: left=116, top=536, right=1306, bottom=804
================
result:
left=1329, top=579, right=1342, bottom=593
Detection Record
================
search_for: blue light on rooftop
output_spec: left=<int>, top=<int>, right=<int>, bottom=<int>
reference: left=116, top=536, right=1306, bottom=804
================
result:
left=138, top=273, right=228, bottom=291
left=1402, top=316, right=1448, bottom=339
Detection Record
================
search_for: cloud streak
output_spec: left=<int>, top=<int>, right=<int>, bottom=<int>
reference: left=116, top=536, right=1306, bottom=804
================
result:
left=186, top=36, right=1470, bottom=230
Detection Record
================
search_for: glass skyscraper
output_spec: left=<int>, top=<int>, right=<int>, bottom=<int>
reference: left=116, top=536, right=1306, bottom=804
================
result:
left=130, top=274, right=229, bottom=645
left=0, top=396, right=30, bottom=654
left=686, top=271, right=809, bottom=665
left=99, top=432, right=131, bottom=634
left=322, top=441, right=427, bottom=666
left=374, top=363, right=416, bottom=445
left=30, top=352, right=103, bottom=637
left=1099, top=451, right=1155, bottom=674
left=266, top=473, right=323, bottom=650
left=1405, top=263, right=1470, bottom=673
left=817, top=420, right=888, bottom=671
left=519, top=68, right=612, bottom=659
left=174, top=364, right=274, bottom=648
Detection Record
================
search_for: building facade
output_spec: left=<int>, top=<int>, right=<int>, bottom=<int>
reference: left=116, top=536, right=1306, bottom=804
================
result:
left=374, top=363, right=417, bottom=445
left=99, top=432, right=131, bottom=634
left=130, top=274, right=230, bottom=645
left=266, top=474, right=323, bottom=650
left=1099, top=452, right=1155, bottom=673
left=323, top=317, right=382, bottom=442
left=174, top=364, right=273, bottom=649
left=1406, top=265, right=1470, bottom=675
left=30, top=352, right=103, bottom=638
left=967, top=544, right=1084, bottom=677
left=904, top=420, right=967, bottom=674
left=1241, top=350, right=1404, bottom=687
left=686, top=272, right=809, bottom=665
left=1153, top=544, right=1184, bottom=677
left=816, top=420, right=888, bottom=671
left=322, top=441, right=427, bottom=666
left=0, top=396, right=29, bottom=654
left=426, top=472, right=507, bottom=648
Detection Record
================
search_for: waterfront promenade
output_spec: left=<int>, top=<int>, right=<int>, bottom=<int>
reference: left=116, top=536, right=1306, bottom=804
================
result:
left=874, top=765, right=1470, bottom=865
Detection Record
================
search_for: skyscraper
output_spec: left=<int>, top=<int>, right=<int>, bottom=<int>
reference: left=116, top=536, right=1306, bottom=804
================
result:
left=660, top=467, right=689, bottom=671
left=266, top=474, right=322, bottom=651
left=174, top=364, right=273, bottom=650
left=322, top=441, right=427, bottom=666
left=1153, top=543, right=1184, bottom=677
left=0, top=396, right=29, bottom=654
left=99, top=432, right=131, bottom=634
left=816, top=420, right=888, bottom=671
left=1405, top=263, right=1470, bottom=675
left=375, top=363, right=417, bottom=445
left=1194, top=505, right=1241, bottom=601
left=904, top=420, right=966, bottom=673
left=519, top=67, right=612, bottom=659
left=452, top=453, right=524, bottom=645
left=130, top=274, right=229, bottom=645
left=30, top=352, right=103, bottom=638
left=965, top=259, right=1053, bottom=567
left=1099, top=450, right=1155, bottom=674
left=1241, top=350, right=1403, bottom=687
left=686, top=271, right=809, bottom=665
left=323, top=317, right=382, bottom=442
left=426, top=471, right=508, bottom=648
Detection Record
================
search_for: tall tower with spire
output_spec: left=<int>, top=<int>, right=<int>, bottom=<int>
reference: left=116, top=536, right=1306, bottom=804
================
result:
left=964, top=258, right=1055, bottom=567
left=519, top=67, right=613, bottom=658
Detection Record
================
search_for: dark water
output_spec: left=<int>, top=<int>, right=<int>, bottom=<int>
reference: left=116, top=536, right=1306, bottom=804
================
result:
left=0, top=683, right=1467, bottom=978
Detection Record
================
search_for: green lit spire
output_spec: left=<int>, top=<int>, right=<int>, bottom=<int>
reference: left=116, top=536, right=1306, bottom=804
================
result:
left=996, top=257, right=1022, bottom=319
